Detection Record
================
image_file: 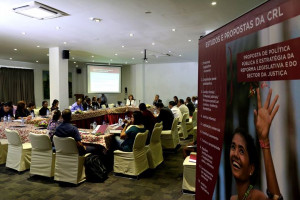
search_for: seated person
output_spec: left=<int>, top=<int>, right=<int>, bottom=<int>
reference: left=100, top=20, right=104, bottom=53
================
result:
left=178, top=99, right=189, bottom=117
left=0, top=102, right=13, bottom=119
left=186, top=97, right=195, bottom=117
left=70, top=98, right=84, bottom=112
left=15, top=101, right=31, bottom=119
left=169, top=101, right=182, bottom=122
left=126, top=94, right=136, bottom=106
left=83, top=98, right=92, bottom=111
left=47, top=110, right=62, bottom=144
left=96, top=98, right=102, bottom=108
left=55, top=109, right=101, bottom=155
left=115, top=111, right=146, bottom=152
left=192, top=96, right=198, bottom=108
left=153, top=94, right=162, bottom=106
left=91, top=96, right=98, bottom=108
left=139, top=103, right=155, bottom=144
left=173, top=96, right=179, bottom=105
left=156, top=102, right=174, bottom=130
left=51, top=99, right=59, bottom=111
left=39, top=101, right=49, bottom=116
left=27, top=102, right=36, bottom=117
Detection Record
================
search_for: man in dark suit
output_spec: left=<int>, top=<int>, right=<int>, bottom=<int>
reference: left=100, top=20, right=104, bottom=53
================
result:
left=153, top=94, right=162, bottom=106
left=156, top=102, right=174, bottom=130
left=186, top=97, right=195, bottom=117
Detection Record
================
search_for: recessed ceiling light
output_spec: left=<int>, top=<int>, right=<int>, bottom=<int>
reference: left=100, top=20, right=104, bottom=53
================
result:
left=129, top=33, right=134, bottom=37
left=211, top=1, right=217, bottom=6
left=145, top=60, right=148, bottom=63
left=14, top=48, right=18, bottom=51
left=21, top=32, right=26, bottom=35
left=114, top=53, right=118, bottom=56
left=13, top=1, right=68, bottom=20
left=179, top=54, right=182, bottom=57
left=140, top=51, right=143, bottom=54
left=9, top=58, right=12, bottom=60
left=172, top=28, right=176, bottom=32
left=91, top=55, right=94, bottom=58
left=152, top=42, right=155, bottom=45
left=110, top=59, right=113, bottom=61
left=188, top=39, right=192, bottom=42
left=74, top=62, right=76, bottom=64
left=63, top=42, right=67, bottom=44
left=72, top=57, right=75, bottom=59
left=36, top=60, right=39, bottom=63
left=56, top=26, right=61, bottom=30
left=37, top=45, right=40, bottom=48
left=122, top=45, right=125, bottom=48
left=89, top=17, right=102, bottom=22
left=132, top=57, right=135, bottom=60
left=125, top=62, right=128, bottom=64
left=168, top=50, right=172, bottom=53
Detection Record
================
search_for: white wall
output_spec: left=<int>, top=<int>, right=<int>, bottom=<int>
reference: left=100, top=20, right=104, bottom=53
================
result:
left=0, top=59, right=198, bottom=107
left=132, top=62, right=198, bottom=105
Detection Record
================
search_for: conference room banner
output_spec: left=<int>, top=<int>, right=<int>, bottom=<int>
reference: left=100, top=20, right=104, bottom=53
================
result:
left=197, top=0, right=300, bottom=199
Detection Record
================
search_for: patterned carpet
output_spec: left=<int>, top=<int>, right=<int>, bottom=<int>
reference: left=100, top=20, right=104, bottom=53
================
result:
left=0, top=139, right=195, bottom=200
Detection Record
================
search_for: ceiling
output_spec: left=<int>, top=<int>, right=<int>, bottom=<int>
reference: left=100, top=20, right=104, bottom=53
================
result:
left=0, top=0, right=267, bottom=66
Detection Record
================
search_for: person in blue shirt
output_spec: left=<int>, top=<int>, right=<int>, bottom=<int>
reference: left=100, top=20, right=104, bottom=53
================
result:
left=70, top=98, right=84, bottom=112
left=54, top=109, right=101, bottom=155
left=115, top=111, right=146, bottom=152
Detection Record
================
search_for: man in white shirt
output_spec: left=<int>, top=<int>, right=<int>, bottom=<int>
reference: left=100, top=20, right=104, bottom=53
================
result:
left=178, top=99, right=189, bottom=116
left=168, top=101, right=182, bottom=122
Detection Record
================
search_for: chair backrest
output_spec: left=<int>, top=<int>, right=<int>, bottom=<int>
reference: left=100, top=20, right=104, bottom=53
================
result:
left=5, top=129, right=22, bottom=146
left=171, top=117, right=179, bottom=132
left=182, top=113, right=188, bottom=126
left=133, top=130, right=148, bottom=151
left=192, top=110, right=197, bottom=128
left=101, top=104, right=107, bottom=109
left=108, top=104, right=114, bottom=108
left=29, top=133, right=52, bottom=150
left=53, top=136, right=78, bottom=154
left=154, top=121, right=163, bottom=128
left=150, top=127, right=162, bottom=145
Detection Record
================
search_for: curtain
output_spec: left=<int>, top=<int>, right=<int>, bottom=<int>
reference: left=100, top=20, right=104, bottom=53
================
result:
left=0, top=67, right=35, bottom=105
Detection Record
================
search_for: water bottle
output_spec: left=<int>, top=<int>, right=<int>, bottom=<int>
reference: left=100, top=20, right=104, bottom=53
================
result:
left=3, top=116, right=7, bottom=123
left=7, top=114, right=11, bottom=122
left=125, top=115, right=128, bottom=120
left=118, top=118, right=122, bottom=126
left=154, top=110, right=157, bottom=116
left=87, top=106, right=89, bottom=111
left=93, top=121, right=97, bottom=130
left=21, top=117, right=25, bottom=126
left=46, top=109, right=50, bottom=116
left=102, top=120, right=106, bottom=125
left=31, top=112, right=34, bottom=119
left=94, top=105, right=97, bottom=110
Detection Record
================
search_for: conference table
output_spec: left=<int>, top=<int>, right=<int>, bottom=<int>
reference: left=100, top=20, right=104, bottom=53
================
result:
left=0, top=122, right=115, bottom=150
left=26, top=106, right=154, bottom=129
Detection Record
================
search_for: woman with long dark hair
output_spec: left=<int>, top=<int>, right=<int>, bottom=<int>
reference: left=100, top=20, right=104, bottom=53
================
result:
left=230, top=88, right=282, bottom=200
left=51, top=99, right=59, bottom=111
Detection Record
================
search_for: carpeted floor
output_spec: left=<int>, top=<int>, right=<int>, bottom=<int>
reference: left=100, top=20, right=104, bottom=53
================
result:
left=0, top=138, right=195, bottom=200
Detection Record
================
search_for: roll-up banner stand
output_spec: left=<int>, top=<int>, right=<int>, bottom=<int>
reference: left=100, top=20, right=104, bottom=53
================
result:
left=197, top=0, right=300, bottom=199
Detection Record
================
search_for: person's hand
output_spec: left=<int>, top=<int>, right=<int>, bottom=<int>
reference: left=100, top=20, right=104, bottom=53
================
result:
left=254, top=88, right=279, bottom=141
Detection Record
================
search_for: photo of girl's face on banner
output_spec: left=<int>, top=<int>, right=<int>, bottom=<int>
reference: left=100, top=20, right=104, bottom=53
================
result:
left=214, top=15, right=300, bottom=200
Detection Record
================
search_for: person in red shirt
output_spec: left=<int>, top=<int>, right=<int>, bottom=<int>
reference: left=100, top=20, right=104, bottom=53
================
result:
left=139, top=103, right=156, bottom=144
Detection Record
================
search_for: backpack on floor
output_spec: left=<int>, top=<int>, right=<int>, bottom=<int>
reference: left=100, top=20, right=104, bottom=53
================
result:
left=84, top=154, right=108, bottom=182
